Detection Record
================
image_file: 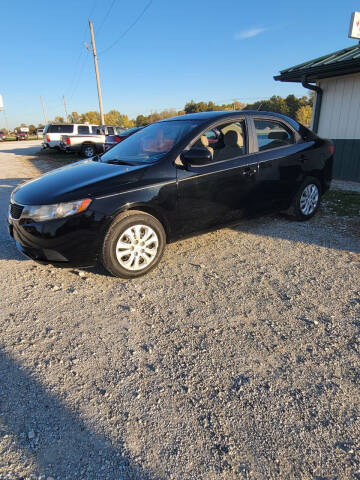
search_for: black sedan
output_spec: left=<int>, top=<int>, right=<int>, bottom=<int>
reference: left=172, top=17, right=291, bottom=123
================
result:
left=8, top=111, right=333, bottom=278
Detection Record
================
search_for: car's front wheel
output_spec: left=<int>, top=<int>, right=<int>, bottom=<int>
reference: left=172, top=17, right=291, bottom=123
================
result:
left=288, top=178, right=321, bottom=221
left=101, top=211, right=166, bottom=278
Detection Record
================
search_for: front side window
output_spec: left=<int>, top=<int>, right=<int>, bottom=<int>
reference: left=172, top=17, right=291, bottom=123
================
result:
left=107, top=127, right=114, bottom=135
left=78, top=126, right=90, bottom=134
left=254, top=119, right=294, bottom=152
left=192, top=121, right=246, bottom=163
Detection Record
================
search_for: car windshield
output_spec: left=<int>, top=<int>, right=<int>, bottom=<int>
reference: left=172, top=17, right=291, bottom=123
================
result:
left=101, top=120, right=200, bottom=164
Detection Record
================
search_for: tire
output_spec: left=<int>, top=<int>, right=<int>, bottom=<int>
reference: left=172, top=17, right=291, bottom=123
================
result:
left=288, top=177, right=321, bottom=221
left=101, top=210, right=166, bottom=278
left=81, top=143, right=96, bottom=158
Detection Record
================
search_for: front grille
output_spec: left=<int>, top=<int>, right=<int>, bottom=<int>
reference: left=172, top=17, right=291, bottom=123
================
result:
left=10, top=203, right=24, bottom=219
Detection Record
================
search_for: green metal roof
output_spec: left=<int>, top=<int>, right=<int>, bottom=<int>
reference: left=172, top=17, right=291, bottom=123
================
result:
left=274, top=44, right=360, bottom=83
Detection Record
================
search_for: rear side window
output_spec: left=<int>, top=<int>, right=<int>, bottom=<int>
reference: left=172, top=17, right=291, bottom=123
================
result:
left=107, top=127, right=114, bottom=135
left=78, top=126, right=90, bottom=134
left=254, top=120, right=294, bottom=151
left=47, top=124, right=74, bottom=134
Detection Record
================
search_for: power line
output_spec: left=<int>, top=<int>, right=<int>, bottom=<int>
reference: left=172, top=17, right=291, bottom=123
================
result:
left=65, top=0, right=97, bottom=107
left=99, top=0, right=153, bottom=55
left=68, top=51, right=88, bottom=103
left=96, top=0, right=117, bottom=35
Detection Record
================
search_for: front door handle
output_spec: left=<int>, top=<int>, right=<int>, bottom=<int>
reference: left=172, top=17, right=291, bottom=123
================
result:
left=242, top=167, right=257, bottom=176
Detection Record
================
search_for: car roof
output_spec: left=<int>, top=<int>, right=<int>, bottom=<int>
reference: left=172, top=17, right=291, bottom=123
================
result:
left=162, top=110, right=299, bottom=128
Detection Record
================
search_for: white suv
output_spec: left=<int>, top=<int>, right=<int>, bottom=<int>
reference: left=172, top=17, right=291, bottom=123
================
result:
left=43, top=124, right=99, bottom=149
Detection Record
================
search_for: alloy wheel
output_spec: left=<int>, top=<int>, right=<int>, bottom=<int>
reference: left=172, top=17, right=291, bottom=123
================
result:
left=300, top=183, right=319, bottom=216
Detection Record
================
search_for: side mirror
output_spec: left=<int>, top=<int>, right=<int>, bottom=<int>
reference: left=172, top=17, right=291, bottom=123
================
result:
left=180, top=148, right=212, bottom=168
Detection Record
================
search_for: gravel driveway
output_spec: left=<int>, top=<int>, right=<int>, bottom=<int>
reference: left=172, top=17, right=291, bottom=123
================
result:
left=1, top=142, right=360, bottom=480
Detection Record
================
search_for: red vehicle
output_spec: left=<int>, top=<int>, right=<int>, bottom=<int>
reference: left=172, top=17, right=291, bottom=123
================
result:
left=0, top=131, right=6, bottom=141
left=15, top=131, right=28, bottom=141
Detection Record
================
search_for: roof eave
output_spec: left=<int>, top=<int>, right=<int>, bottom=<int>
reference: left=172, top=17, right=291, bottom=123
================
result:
left=274, top=60, right=360, bottom=83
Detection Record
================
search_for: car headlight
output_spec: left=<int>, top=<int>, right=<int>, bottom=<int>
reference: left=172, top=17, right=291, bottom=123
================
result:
left=21, top=198, right=92, bottom=222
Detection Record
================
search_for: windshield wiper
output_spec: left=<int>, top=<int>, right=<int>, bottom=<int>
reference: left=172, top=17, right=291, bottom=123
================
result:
left=105, top=159, right=141, bottom=166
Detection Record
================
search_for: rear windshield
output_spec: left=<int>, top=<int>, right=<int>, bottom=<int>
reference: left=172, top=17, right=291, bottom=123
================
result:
left=47, top=124, right=74, bottom=134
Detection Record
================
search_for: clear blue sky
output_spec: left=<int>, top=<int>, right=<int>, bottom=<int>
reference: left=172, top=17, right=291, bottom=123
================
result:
left=1, top=0, right=359, bottom=128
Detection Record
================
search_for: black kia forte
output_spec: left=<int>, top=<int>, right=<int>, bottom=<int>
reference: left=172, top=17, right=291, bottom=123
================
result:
left=8, top=111, right=333, bottom=278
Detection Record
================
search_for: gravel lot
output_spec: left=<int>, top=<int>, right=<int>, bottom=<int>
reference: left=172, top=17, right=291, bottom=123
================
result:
left=1, top=141, right=360, bottom=480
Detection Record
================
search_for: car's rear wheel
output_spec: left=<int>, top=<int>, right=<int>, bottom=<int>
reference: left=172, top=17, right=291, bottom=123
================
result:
left=101, top=211, right=166, bottom=278
left=288, top=177, right=321, bottom=221
left=81, top=144, right=96, bottom=158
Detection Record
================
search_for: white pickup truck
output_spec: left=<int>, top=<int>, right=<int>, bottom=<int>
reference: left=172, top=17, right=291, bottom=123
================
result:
left=43, top=123, right=99, bottom=150
left=59, top=125, right=124, bottom=157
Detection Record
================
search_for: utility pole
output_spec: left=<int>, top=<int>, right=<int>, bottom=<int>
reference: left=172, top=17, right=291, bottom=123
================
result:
left=40, top=96, right=47, bottom=124
left=89, top=19, right=105, bottom=125
left=62, top=95, right=68, bottom=122
left=3, top=111, right=9, bottom=132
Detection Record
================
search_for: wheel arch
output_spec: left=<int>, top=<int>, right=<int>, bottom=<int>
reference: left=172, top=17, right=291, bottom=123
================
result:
left=110, top=203, right=171, bottom=240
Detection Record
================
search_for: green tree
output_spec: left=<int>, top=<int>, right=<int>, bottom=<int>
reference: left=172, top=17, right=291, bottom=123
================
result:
left=296, top=105, right=313, bottom=126
left=184, top=101, right=208, bottom=113
left=67, top=112, right=81, bottom=123
left=104, top=109, right=122, bottom=125
left=28, top=124, right=36, bottom=135
left=136, top=114, right=147, bottom=126
left=308, top=91, right=315, bottom=107
left=81, top=111, right=101, bottom=124
left=53, top=116, right=64, bottom=124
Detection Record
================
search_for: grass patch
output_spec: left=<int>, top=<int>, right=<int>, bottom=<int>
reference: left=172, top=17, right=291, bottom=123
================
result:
left=323, top=190, right=360, bottom=217
left=1, top=136, right=38, bottom=141
left=37, top=148, right=79, bottom=165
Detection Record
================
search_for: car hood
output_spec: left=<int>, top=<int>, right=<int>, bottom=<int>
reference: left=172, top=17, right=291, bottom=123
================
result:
left=12, top=159, right=148, bottom=205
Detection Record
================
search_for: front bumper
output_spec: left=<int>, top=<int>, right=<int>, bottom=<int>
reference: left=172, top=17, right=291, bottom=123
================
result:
left=8, top=210, right=108, bottom=268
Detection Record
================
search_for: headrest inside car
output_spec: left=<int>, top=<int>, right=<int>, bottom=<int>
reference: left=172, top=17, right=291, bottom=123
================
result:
left=268, top=131, right=288, bottom=141
left=224, top=130, right=241, bottom=146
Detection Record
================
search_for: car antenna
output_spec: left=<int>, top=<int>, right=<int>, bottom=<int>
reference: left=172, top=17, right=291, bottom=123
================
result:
left=257, top=103, right=263, bottom=111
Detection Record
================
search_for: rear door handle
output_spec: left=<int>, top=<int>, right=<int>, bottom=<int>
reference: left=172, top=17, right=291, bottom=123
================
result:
left=242, top=167, right=257, bottom=176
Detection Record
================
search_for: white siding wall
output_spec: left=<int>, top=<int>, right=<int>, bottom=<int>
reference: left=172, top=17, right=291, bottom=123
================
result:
left=317, top=73, right=360, bottom=139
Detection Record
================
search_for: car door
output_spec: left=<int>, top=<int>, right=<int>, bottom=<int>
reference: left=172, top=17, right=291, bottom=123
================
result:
left=175, top=119, right=261, bottom=235
left=249, top=117, right=309, bottom=210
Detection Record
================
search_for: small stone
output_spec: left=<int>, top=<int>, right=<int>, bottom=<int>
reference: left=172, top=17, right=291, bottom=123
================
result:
left=28, top=430, right=35, bottom=439
left=51, top=285, right=60, bottom=291
left=78, top=271, right=86, bottom=277
left=119, top=305, right=130, bottom=311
